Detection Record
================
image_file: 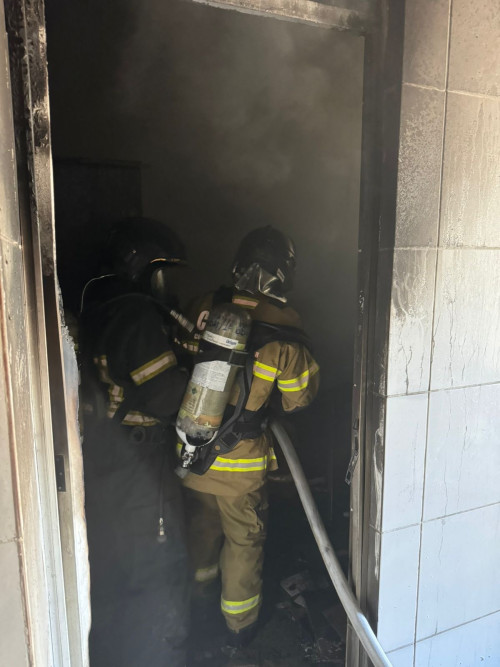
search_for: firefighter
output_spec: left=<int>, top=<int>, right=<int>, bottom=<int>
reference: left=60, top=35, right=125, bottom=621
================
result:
left=179, top=226, right=320, bottom=647
left=80, top=218, right=190, bottom=667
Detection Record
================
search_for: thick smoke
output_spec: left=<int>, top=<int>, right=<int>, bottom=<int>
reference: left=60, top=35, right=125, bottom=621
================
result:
left=47, top=0, right=364, bottom=392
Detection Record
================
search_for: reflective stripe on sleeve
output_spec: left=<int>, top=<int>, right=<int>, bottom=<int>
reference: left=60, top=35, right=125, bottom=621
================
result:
left=121, top=411, right=159, bottom=426
left=131, top=350, right=177, bottom=385
left=174, top=337, right=199, bottom=354
left=195, top=564, right=219, bottom=583
left=210, top=455, right=270, bottom=472
left=221, top=594, right=261, bottom=615
left=253, top=361, right=279, bottom=382
left=277, top=362, right=319, bottom=392
left=232, top=296, right=259, bottom=309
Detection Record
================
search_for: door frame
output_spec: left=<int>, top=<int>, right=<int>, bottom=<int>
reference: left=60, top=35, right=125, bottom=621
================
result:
left=2, top=0, right=405, bottom=664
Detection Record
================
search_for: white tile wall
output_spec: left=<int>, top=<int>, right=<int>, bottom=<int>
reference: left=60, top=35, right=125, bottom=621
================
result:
left=402, top=0, right=450, bottom=89
left=382, top=394, right=428, bottom=532
left=417, top=504, right=500, bottom=639
left=424, top=385, right=500, bottom=520
left=415, top=611, right=500, bottom=666
left=395, top=85, right=445, bottom=248
left=440, top=94, right=500, bottom=248
left=377, top=525, right=421, bottom=651
left=448, top=0, right=500, bottom=96
left=387, top=249, right=437, bottom=396
left=430, top=249, right=500, bottom=390
left=387, top=644, right=414, bottom=667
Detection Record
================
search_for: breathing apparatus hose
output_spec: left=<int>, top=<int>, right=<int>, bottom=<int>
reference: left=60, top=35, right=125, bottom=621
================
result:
left=270, top=421, right=392, bottom=667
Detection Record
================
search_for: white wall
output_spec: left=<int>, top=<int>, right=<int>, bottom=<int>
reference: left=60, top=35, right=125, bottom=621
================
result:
left=371, top=1, right=500, bottom=664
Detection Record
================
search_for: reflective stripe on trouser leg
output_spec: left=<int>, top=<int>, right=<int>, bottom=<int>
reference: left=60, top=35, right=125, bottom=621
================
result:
left=216, top=487, right=268, bottom=632
left=183, top=489, right=223, bottom=589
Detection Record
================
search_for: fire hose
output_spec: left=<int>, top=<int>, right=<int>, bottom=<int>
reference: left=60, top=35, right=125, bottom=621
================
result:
left=270, top=420, right=392, bottom=667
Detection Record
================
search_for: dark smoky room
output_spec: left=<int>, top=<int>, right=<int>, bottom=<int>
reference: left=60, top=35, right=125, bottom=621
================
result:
left=45, top=0, right=363, bottom=664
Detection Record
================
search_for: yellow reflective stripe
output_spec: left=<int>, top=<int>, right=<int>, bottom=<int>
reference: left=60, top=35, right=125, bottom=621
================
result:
left=109, top=383, right=124, bottom=400
left=195, top=564, right=219, bottom=583
left=221, top=594, right=261, bottom=615
left=278, top=369, right=310, bottom=386
left=215, top=456, right=266, bottom=463
left=175, top=337, right=199, bottom=354
left=176, top=441, right=183, bottom=457
left=253, top=370, right=276, bottom=382
left=121, top=411, right=159, bottom=426
left=253, top=360, right=278, bottom=382
left=278, top=363, right=319, bottom=392
left=254, top=361, right=278, bottom=373
left=131, top=351, right=177, bottom=385
left=269, top=447, right=277, bottom=462
left=211, top=455, right=268, bottom=472
left=278, top=375, right=309, bottom=392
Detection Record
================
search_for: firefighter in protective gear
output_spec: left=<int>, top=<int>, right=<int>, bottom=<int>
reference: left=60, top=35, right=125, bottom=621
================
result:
left=80, top=218, right=190, bottom=667
left=179, top=226, right=319, bottom=644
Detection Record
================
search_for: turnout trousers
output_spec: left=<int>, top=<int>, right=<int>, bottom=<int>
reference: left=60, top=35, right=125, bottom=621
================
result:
left=184, top=485, right=268, bottom=632
left=84, top=420, right=190, bottom=667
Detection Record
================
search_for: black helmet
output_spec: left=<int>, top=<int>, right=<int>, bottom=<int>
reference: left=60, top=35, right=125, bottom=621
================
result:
left=106, top=217, right=186, bottom=303
left=107, top=217, right=186, bottom=281
left=232, top=226, right=296, bottom=299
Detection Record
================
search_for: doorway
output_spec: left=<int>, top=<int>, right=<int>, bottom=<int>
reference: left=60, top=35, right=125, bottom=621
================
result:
left=45, top=0, right=364, bottom=663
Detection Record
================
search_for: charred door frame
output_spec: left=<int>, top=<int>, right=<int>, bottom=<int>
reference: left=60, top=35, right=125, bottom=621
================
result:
left=4, top=0, right=87, bottom=665
left=2, top=0, right=404, bottom=664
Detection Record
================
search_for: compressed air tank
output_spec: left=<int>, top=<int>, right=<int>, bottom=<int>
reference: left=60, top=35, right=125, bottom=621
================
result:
left=176, top=303, right=252, bottom=445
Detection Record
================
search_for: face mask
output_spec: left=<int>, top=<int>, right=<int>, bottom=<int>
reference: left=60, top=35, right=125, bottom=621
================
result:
left=233, top=262, right=287, bottom=303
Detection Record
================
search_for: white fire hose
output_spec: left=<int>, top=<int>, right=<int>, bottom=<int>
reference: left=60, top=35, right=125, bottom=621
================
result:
left=270, top=421, right=392, bottom=667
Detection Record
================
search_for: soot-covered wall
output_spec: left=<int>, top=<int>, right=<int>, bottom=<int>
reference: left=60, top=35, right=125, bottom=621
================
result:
left=46, top=0, right=363, bottom=473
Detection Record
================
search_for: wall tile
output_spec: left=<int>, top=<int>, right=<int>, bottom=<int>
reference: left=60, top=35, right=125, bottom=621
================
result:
left=416, top=611, right=500, bottom=666
left=387, top=644, right=414, bottom=667
left=387, top=249, right=436, bottom=396
left=430, top=249, right=500, bottom=390
left=448, top=0, right=500, bottom=96
left=0, top=542, right=30, bottom=667
left=403, top=0, right=450, bottom=88
left=440, top=93, right=500, bottom=248
left=395, top=85, right=445, bottom=247
left=377, top=525, right=420, bottom=651
left=417, top=504, right=500, bottom=639
left=424, top=385, right=500, bottom=520
left=382, top=394, right=427, bottom=532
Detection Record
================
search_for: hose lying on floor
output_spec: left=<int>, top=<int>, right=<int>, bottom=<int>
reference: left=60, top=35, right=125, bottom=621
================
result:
left=270, top=421, right=392, bottom=667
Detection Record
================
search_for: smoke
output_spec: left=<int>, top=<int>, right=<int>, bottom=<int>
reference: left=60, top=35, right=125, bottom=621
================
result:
left=114, top=1, right=358, bottom=190
left=46, top=0, right=364, bottom=388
